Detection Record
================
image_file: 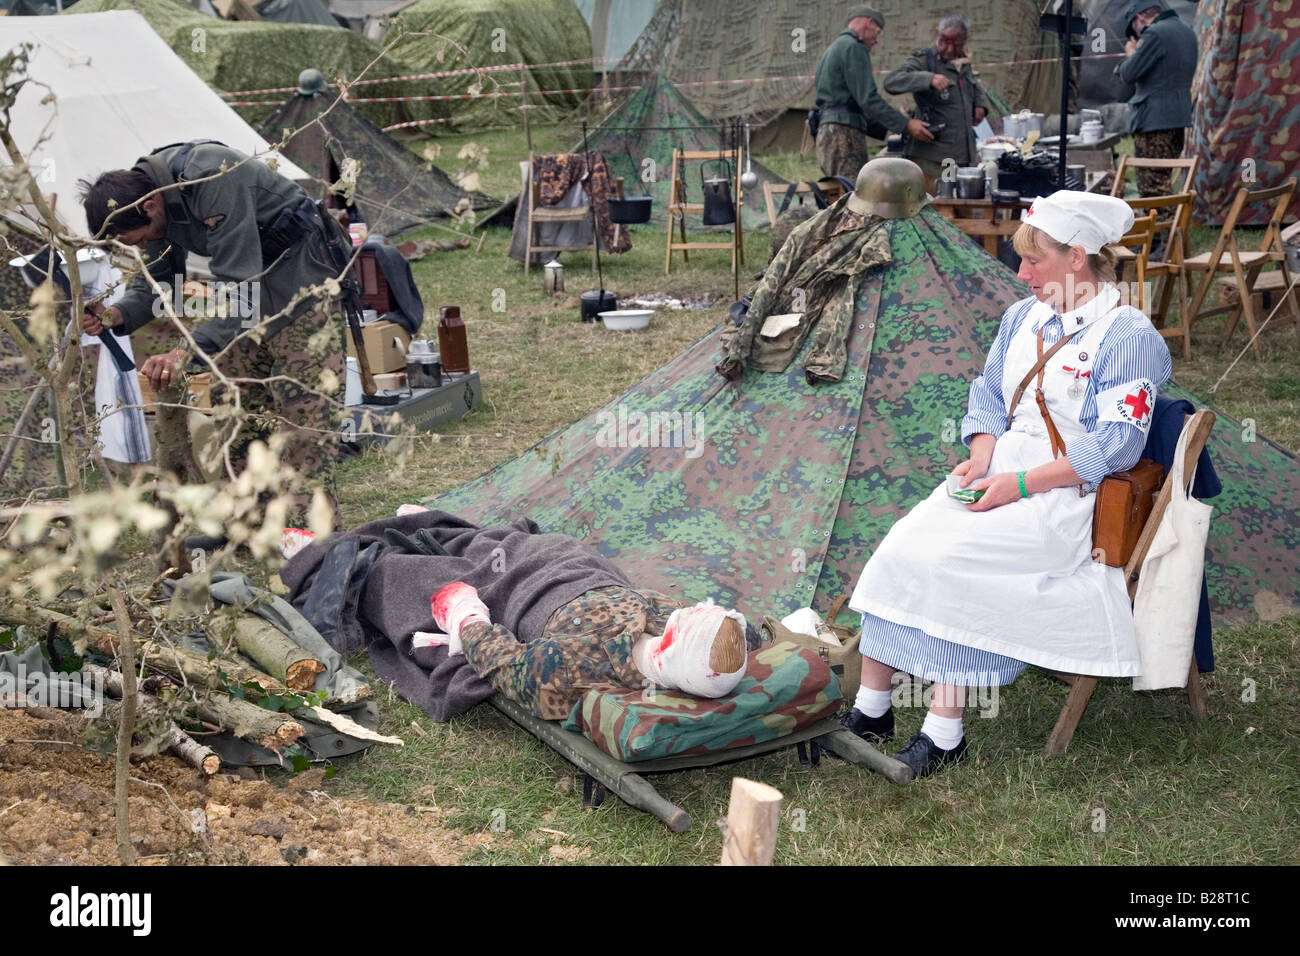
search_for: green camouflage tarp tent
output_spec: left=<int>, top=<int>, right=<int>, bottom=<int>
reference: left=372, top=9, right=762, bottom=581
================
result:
left=618, top=0, right=1060, bottom=153
left=260, top=88, right=497, bottom=237
left=430, top=207, right=1300, bottom=629
left=1188, top=0, right=1300, bottom=226
left=63, top=0, right=440, bottom=128
left=386, top=0, right=593, bottom=129
left=582, top=72, right=786, bottom=230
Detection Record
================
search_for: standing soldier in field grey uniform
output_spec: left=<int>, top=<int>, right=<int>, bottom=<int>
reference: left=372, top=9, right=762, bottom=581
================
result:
left=1116, top=1, right=1197, bottom=197
left=812, top=4, right=933, bottom=180
left=79, top=141, right=347, bottom=525
left=884, top=11, right=990, bottom=193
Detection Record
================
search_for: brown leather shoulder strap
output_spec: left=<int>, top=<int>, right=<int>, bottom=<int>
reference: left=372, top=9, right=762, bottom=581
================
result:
left=1005, top=325, right=1081, bottom=431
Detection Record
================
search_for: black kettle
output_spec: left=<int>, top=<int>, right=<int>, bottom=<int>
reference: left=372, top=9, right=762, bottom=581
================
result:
left=700, top=159, right=736, bottom=226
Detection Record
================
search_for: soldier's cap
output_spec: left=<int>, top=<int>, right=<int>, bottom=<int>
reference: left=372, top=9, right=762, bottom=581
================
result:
left=1020, top=191, right=1133, bottom=254
left=1123, top=1, right=1164, bottom=25
left=846, top=4, right=884, bottom=27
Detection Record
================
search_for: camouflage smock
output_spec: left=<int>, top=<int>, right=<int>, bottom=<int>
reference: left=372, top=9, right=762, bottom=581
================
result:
left=460, top=585, right=688, bottom=720
left=717, top=195, right=892, bottom=384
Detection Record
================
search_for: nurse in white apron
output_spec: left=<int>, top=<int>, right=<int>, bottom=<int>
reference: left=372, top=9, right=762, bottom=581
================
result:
left=843, top=191, right=1173, bottom=777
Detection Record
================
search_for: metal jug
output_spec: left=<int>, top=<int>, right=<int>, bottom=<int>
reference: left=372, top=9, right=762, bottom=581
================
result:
left=543, top=259, right=565, bottom=295
left=700, top=159, right=736, bottom=226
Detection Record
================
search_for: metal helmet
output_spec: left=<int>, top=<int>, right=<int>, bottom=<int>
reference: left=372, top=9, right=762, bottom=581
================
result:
left=846, top=157, right=928, bottom=219
left=297, top=68, right=327, bottom=96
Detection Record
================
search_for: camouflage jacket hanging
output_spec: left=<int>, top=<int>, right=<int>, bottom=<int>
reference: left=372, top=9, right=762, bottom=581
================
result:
left=717, top=195, right=891, bottom=384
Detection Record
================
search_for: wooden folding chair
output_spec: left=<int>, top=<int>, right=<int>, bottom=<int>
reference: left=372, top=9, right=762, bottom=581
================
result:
left=1112, top=211, right=1157, bottom=311
left=1045, top=409, right=1215, bottom=757
left=1124, top=192, right=1195, bottom=329
left=665, top=147, right=744, bottom=275
left=1109, top=155, right=1198, bottom=198
left=522, top=152, right=598, bottom=275
left=1180, top=179, right=1299, bottom=360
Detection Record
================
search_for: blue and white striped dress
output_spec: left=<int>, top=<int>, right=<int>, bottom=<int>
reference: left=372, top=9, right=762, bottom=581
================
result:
left=851, top=288, right=1173, bottom=685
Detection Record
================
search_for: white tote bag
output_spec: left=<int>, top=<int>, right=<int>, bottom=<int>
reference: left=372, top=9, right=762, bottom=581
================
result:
left=1131, top=423, right=1213, bottom=690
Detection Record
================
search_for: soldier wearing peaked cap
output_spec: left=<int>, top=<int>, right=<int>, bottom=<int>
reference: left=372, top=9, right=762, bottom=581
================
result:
left=812, top=5, right=933, bottom=180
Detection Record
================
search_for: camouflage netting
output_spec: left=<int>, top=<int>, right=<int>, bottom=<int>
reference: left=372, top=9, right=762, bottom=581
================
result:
left=62, top=0, right=443, bottom=128
left=582, top=73, right=785, bottom=230
left=430, top=207, right=1300, bottom=630
left=618, top=0, right=1061, bottom=130
left=260, top=90, right=497, bottom=237
left=1189, top=0, right=1300, bottom=226
left=386, top=0, right=593, bottom=129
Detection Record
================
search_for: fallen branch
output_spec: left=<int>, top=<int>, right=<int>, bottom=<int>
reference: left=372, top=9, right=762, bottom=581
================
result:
left=192, top=691, right=303, bottom=752
left=0, top=601, right=287, bottom=695
left=230, top=615, right=324, bottom=691
left=86, top=663, right=221, bottom=776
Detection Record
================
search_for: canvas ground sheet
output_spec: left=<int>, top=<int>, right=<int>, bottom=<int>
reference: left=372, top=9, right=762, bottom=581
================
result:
left=431, top=206, right=1300, bottom=630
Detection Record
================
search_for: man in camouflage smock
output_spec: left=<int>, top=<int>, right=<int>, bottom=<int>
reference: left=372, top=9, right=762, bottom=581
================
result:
left=80, top=141, right=346, bottom=522
left=459, top=586, right=693, bottom=720
left=718, top=194, right=892, bottom=385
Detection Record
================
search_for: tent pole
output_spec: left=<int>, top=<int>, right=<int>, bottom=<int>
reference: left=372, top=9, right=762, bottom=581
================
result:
left=520, top=66, right=532, bottom=153
left=1059, top=0, right=1071, bottom=189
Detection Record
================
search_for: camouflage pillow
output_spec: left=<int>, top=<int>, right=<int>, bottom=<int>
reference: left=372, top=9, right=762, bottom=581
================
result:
left=561, top=640, right=843, bottom=763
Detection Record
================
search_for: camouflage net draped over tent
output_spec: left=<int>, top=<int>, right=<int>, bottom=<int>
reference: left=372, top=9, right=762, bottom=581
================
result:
left=388, top=0, right=593, bottom=129
left=260, top=90, right=497, bottom=237
left=1189, top=0, right=1300, bottom=226
left=63, top=0, right=443, bottom=128
left=432, top=208, right=1300, bottom=629
left=618, top=0, right=1060, bottom=128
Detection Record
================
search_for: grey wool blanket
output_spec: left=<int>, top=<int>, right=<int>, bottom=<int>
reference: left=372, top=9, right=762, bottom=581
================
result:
left=279, top=510, right=633, bottom=721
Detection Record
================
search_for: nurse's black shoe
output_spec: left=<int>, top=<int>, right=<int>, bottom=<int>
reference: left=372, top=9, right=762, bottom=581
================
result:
left=893, top=732, right=968, bottom=778
left=840, top=707, right=894, bottom=744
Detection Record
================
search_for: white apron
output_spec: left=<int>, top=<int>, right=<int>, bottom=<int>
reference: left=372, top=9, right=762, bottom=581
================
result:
left=850, top=296, right=1142, bottom=677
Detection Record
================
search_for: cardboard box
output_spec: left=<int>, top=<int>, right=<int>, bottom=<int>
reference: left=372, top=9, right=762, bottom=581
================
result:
left=346, top=319, right=410, bottom=373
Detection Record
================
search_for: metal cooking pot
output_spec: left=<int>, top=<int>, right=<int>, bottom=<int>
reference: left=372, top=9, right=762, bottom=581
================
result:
left=956, top=167, right=986, bottom=199
left=580, top=289, right=617, bottom=322
left=607, top=196, right=653, bottom=224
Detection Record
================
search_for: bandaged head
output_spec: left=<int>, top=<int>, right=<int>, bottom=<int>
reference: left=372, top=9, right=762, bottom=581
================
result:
left=634, top=601, right=748, bottom=698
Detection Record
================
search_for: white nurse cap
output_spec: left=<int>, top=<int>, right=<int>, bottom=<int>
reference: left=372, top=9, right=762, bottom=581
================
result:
left=1020, top=191, right=1135, bottom=254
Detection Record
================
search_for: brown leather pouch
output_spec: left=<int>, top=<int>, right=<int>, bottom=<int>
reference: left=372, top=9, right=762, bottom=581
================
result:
left=1091, top=459, right=1165, bottom=567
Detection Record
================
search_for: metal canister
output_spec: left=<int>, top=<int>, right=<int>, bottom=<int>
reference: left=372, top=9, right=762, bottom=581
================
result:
left=543, top=259, right=565, bottom=295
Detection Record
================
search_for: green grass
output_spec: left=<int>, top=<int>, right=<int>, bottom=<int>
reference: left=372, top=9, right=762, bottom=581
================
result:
left=314, top=124, right=1300, bottom=864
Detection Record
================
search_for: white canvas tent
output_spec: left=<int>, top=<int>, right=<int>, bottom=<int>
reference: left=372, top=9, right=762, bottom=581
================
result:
left=0, top=10, right=308, bottom=237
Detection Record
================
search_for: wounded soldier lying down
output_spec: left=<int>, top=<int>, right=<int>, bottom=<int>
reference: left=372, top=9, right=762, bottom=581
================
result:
left=432, top=581, right=749, bottom=720
left=278, top=509, right=751, bottom=723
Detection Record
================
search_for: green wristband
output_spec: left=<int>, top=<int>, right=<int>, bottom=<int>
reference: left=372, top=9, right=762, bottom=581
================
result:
left=1017, top=471, right=1028, bottom=498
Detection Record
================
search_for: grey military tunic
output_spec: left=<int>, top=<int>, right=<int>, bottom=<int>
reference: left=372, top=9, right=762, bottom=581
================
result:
left=883, top=48, right=989, bottom=170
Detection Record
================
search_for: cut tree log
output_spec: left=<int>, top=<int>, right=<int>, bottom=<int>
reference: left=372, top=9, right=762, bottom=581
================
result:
left=230, top=615, right=324, bottom=692
left=0, top=602, right=285, bottom=696
left=192, top=691, right=304, bottom=752
left=85, top=663, right=221, bottom=776
left=719, top=777, right=783, bottom=866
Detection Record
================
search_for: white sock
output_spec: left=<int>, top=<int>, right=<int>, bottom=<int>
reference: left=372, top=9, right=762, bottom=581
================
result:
left=921, top=712, right=964, bottom=751
left=854, top=685, right=893, bottom=718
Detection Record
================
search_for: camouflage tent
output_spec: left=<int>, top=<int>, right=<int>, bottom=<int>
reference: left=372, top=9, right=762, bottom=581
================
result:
left=430, top=206, right=1300, bottom=629
left=386, top=0, right=593, bottom=129
left=619, top=0, right=1061, bottom=150
left=582, top=73, right=785, bottom=230
left=63, top=0, right=439, bottom=128
left=260, top=88, right=497, bottom=237
left=1188, top=0, right=1300, bottom=226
